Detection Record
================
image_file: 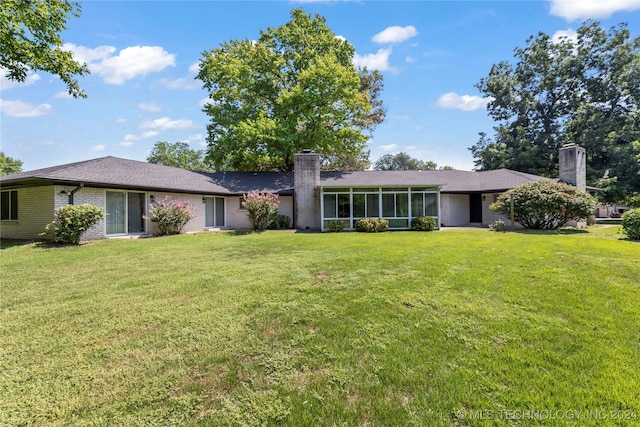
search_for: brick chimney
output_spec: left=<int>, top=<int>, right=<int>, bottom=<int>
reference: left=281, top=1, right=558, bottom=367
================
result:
left=559, top=143, right=586, bottom=192
left=294, top=150, right=321, bottom=230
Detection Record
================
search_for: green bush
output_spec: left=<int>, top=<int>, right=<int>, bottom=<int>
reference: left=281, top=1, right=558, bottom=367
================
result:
left=326, top=220, right=346, bottom=232
left=491, top=181, right=596, bottom=229
left=42, top=204, right=105, bottom=244
left=411, top=216, right=436, bottom=231
left=146, top=196, right=198, bottom=236
left=268, top=214, right=291, bottom=230
left=621, top=209, right=640, bottom=240
left=355, top=218, right=389, bottom=233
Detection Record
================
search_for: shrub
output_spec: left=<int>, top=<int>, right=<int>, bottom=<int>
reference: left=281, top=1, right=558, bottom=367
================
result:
left=268, top=214, right=291, bottom=230
left=621, top=209, right=640, bottom=240
left=355, top=218, right=388, bottom=233
left=488, top=219, right=506, bottom=232
left=490, top=181, right=596, bottom=229
left=242, top=190, right=280, bottom=231
left=327, top=220, right=346, bottom=232
left=146, top=196, right=197, bottom=236
left=411, top=216, right=436, bottom=231
left=42, top=204, right=105, bottom=244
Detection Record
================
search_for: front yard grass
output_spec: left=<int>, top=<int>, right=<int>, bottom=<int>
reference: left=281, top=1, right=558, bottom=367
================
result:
left=1, top=229, right=638, bottom=426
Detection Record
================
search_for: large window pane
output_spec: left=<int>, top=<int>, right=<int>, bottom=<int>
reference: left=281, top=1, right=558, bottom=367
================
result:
left=127, top=192, right=145, bottom=233
left=215, top=197, right=225, bottom=227
left=366, top=194, right=379, bottom=217
left=106, top=192, right=125, bottom=235
left=396, top=193, right=408, bottom=217
left=411, top=193, right=424, bottom=217
left=425, top=193, right=438, bottom=216
left=323, top=194, right=337, bottom=218
left=382, top=194, right=395, bottom=217
left=338, top=194, right=351, bottom=218
left=353, top=194, right=365, bottom=218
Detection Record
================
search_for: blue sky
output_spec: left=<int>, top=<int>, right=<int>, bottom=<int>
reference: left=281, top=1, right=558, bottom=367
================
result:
left=2, top=0, right=640, bottom=171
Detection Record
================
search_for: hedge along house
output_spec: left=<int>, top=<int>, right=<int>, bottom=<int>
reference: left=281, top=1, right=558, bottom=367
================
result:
left=0, top=145, right=585, bottom=240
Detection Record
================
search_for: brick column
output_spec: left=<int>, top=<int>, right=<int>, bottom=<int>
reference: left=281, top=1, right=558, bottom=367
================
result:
left=294, top=151, right=321, bottom=230
left=559, top=143, right=586, bottom=192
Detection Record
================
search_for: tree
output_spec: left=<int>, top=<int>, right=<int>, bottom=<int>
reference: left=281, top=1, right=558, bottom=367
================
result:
left=197, top=9, right=385, bottom=172
left=147, top=141, right=213, bottom=172
left=0, top=152, right=23, bottom=175
left=490, top=181, right=596, bottom=229
left=471, top=21, right=640, bottom=202
left=1, top=0, right=89, bottom=98
left=373, top=152, right=438, bottom=171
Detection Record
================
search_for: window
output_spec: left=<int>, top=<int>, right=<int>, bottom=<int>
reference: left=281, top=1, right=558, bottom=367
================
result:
left=0, top=190, right=18, bottom=220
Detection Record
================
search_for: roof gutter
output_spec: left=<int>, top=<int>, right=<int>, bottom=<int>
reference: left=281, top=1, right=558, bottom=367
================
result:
left=68, top=182, right=84, bottom=205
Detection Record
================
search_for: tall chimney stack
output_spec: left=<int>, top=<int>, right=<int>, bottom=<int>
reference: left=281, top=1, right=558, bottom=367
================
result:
left=559, top=144, right=586, bottom=192
left=294, top=150, right=321, bottom=230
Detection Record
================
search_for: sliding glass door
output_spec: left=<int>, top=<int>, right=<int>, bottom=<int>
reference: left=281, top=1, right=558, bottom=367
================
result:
left=106, top=191, right=146, bottom=235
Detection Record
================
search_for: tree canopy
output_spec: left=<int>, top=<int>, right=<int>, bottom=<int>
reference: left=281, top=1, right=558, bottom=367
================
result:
left=1, top=0, right=89, bottom=98
left=373, top=152, right=438, bottom=171
left=197, top=9, right=385, bottom=172
left=147, top=141, right=213, bottom=172
left=471, top=21, right=640, bottom=203
left=0, top=152, right=23, bottom=175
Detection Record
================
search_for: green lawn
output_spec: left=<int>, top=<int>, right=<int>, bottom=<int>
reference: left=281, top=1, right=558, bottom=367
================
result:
left=1, top=228, right=638, bottom=426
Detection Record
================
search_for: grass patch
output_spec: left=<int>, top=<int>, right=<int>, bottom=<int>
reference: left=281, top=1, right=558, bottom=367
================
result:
left=1, top=230, right=638, bottom=426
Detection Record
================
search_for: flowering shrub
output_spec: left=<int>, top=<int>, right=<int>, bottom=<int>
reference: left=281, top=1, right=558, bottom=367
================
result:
left=42, top=204, right=105, bottom=244
left=242, top=191, right=280, bottom=231
left=621, top=209, right=640, bottom=240
left=491, top=181, right=596, bottom=229
left=146, top=196, right=197, bottom=236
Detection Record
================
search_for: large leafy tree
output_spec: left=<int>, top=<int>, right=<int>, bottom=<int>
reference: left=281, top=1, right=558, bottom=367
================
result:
left=197, top=9, right=385, bottom=172
left=147, top=141, right=214, bottom=172
left=373, top=152, right=438, bottom=171
left=0, top=152, right=23, bottom=175
left=1, top=0, right=89, bottom=98
left=471, top=21, right=640, bottom=202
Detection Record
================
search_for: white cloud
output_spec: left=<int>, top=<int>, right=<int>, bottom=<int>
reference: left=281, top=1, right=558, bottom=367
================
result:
left=92, top=144, right=106, bottom=152
left=157, top=77, right=200, bottom=90
left=138, top=102, right=161, bottom=112
left=139, top=116, right=195, bottom=130
left=119, top=131, right=159, bottom=147
left=116, top=118, right=127, bottom=123
left=405, top=56, right=416, bottom=63
left=53, top=91, right=74, bottom=99
left=372, top=25, right=418, bottom=44
left=0, top=99, right=52, bottom=117
left=188, top=61, right=201, bottom=74
left=0, top=68, right=42, bottom=91
left=552, top=29, right=578, bottom=45
left=353, top=48, right=392, bottom=71
left=380, top=144, right=399, bottom=152
left=436, top=92, right=493, bottom=111
left=64, top=43, right=176, bottom=85
left=549, top=0, right=640, bottom=20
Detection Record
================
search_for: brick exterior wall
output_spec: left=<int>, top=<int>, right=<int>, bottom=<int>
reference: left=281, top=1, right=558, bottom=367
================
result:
left=294, top=152, right=321, bottom=230
left=0, top=186, right=55, bottom=240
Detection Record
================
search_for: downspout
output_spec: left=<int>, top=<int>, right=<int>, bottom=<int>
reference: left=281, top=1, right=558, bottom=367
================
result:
left=68, top=182, right=84, bottom=205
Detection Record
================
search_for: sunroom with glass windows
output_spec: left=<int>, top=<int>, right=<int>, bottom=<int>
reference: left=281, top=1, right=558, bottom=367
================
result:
left=320, top=186, right=441, bottom=231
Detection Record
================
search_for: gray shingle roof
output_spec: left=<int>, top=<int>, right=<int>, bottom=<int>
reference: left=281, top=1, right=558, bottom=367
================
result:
left=320, top=169, right=549, bottom=192
left=1, top=156, right=548, bottom=194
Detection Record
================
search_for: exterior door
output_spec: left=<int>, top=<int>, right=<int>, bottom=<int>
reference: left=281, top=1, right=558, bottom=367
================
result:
left=205, top=197, right=225, bottom=227
left=106, top=191, right=146, bottom=235
left=469, top=193, right=483, bottom=223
